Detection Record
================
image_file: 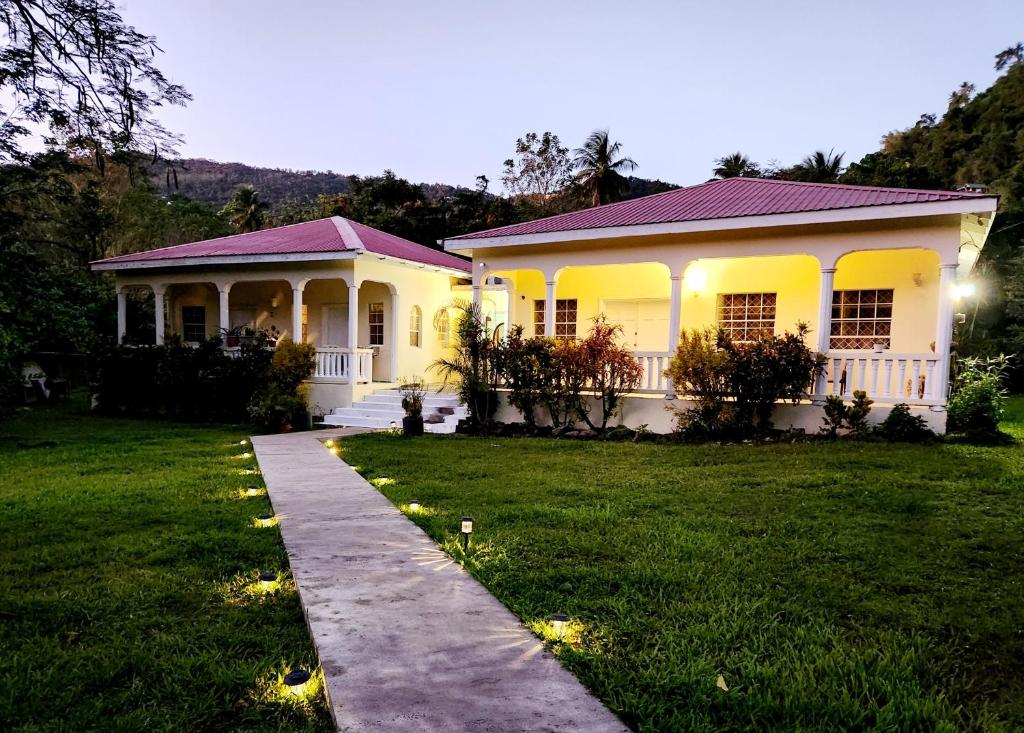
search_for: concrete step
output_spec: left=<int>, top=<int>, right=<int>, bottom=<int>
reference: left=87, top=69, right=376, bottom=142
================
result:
left=322, top=387, right=466, bottom=433
left=361, top=394, right=461, bottom=407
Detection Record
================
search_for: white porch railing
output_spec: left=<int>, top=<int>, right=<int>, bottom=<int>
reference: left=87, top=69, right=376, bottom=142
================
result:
left=313, top=347, right=373, bottom=383
left=633, top=351, right=672, bottom=393
left=814, top=351, right=944, bottom=405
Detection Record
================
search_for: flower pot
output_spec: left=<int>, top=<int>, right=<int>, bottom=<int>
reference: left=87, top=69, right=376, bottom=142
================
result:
left=873, top=343, right=885, bottom=353
left=402, top=415, right=424, bottom=437
left=226, top=335, right=240, bottom=347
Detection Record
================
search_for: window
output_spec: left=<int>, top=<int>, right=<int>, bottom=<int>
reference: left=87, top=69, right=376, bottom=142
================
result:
left=555, top=299, right=577, bottom=339
left=534, top=299, right=578, bottom=338
left=830, top=289, right=893, bottom=350
left=181, top=306, right=206, bottom=343
left=436, top=308, right=450, bottom=347
left=409, top=305, right=422, bottom=347
left=369, top=302, right=384, bottom=346
left=717, top=293, right=776, bottom=342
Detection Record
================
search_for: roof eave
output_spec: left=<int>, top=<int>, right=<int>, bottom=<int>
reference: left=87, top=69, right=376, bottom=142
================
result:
left=91, top=250, right=359, bottom=272
left=442, top=197, right=999, bottom=253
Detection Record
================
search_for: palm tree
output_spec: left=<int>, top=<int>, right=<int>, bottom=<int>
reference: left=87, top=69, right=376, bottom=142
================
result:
left=571, top=129, right=637, bottom=207
left=713, top=152, right=760, bottom=179
left=790, top=149, right=845, bottom=183
left=219, top=185, right=269, bottom=233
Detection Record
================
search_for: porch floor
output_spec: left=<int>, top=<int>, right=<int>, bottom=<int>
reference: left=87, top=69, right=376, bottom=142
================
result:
left=250, top=428, right=626, bottom=732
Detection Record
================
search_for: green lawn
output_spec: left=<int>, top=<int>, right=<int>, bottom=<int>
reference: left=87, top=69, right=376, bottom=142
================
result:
left=0, top=402, right=331, bottom=732
left=341, top=399, right=1024, bottom=732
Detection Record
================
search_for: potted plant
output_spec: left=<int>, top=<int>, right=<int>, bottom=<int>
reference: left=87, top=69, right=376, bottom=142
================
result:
left=399, top=377, right=426, bottom=437
left=265, top=324, right=281, bottom=348
left=221, top=325, right=243, bottom=348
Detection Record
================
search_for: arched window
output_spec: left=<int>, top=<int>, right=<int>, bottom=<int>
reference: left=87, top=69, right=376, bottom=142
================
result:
left=409, top=305, right=422, bottom=347
left=435, top=308, right=450, bottom=347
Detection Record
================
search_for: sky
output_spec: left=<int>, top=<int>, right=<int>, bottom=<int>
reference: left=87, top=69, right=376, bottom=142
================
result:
left=121, top=0, right=1023, bottom=190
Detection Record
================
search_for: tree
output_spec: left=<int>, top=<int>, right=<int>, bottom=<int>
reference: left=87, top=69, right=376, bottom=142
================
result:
left=502, top=131, right=571, bottom=209
left=219, top=185, right=268, bottom=233
left=571, top=129, right=637, bottom=207
left=787, top=149, right=845, bottom=183
left=0, top=0, right=190, bottom=163
left=995, top=42, right=1023, bottom=71
left=713, top=152, right=761, bottom=179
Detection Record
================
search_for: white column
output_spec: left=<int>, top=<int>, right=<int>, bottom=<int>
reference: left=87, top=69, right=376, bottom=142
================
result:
left=667, top=274, right=683, bottom=351
left=347, top=283, right=359, bottom=380
left=934, top=263, right=958, bottom=406
left=153, top=285, right=166, bottom=345
left=544, top=279, right=556, bottom=338
left=218, top=284, right=231, bottom=337
left=116, top=289, right=127, bottom=345
left=472, top=284, right=482, bottom=310
left=291, top=285, right=305, bottom=343
left=814, top=267, right=836, bottom=398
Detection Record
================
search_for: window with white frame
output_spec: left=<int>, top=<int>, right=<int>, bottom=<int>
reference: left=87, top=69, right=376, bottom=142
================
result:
left=534, top=298, right=578, bottom=339
left=409, top=305, right=422, bottom=347
left=830, top=289, right=893, bottom=350
left=369, top=302, right=384, bottom=346
left=435, top=308, right=450, bottom=347
left=717, top=293, right=777, bottom=342
left=181, top=306, right=206, bottom=342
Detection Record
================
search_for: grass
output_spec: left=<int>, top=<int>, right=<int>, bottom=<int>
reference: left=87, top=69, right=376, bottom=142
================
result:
left=340, top=398, right=1024, bottom=732
left=0, top=400, right=332, bottom=732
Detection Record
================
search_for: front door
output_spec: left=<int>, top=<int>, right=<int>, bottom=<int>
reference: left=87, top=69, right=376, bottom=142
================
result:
left=602, top=299, right=670, bottom=351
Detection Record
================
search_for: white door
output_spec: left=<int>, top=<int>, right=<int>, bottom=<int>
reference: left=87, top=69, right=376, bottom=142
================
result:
left=322, top=305, right=347, bottom=346
left=229, top=308, right=256, bottom=331
left=602, top=299, right=669, bottom=350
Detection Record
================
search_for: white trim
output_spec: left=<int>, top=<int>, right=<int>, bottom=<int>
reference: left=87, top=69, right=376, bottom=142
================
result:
left=442, top=198, right=999, bottom=253
left=92, top=251, right=359, bottom=271
left=331, top=216, right=366, bottom=250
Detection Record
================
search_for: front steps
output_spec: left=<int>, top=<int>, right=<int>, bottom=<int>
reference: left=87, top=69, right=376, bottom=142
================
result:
left=321, top=388, right=467, bottom=434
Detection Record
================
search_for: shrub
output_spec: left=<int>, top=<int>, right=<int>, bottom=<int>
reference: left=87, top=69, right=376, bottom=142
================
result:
left=668, top=325, right=822, bottom=438
left=947, top=355, right=1012, bottom=437
left=432, top=300, right=500, bottom=431
left=399, top=377, right=426, bottom=417
left=574, top=317, right=644, bottom=432
left=819, top=390, right=873, bottom=438
left=249, top=339, right=316, bottom=431
left=821, top=395, right=847, bottom=438
left=493, top=325, right=552, bottom=428
left=876, top=403, right=934, bottom=442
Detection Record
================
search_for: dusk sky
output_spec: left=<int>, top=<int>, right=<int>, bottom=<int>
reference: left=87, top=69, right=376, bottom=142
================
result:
left=124, top=0, right=1023, bottom=190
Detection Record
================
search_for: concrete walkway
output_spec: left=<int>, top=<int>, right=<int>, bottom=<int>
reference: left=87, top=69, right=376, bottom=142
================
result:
left=252, top=429, right=627, bottom=733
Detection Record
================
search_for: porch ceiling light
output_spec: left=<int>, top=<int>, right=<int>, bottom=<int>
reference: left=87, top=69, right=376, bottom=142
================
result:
left=684, top=268, right=707, bottom=292
left=283, top=669, right=311, bottom=696
left=953, top=282, right=977, bottom=299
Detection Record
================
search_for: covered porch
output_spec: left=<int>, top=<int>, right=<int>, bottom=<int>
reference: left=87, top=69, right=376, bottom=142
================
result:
left=113, top=267, right=402, bottom=388
left=476, top=244, right=963, bottom=410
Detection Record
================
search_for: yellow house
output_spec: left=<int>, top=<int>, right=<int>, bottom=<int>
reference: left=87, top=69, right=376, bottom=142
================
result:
left=93, top=178, right=998, bottom=433
left=443, top=177, right=998, bottom=432
left=92, top=217, right=473, bottom=430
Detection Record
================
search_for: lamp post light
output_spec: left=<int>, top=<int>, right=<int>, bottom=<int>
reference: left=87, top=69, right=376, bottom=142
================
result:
left=324, top=439, right=335, bottom=448
left=239, top=439, right=248, bottom=446
left=258, top=572, right=278, bottom=591
left=547, top=613, right=569, bottom=639
left=283, top=669, right=311, bottom=696
left=245, top=485, right=262, bottom=497
left=460, top=516, right=473, bottom=552
left=256, top=513, right=275, bottom=528
left=408, top=501, right=421, bottom=512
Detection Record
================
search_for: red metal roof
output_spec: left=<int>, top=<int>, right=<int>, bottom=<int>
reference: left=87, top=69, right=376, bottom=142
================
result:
left=448, top=177, right=991, bottom=241
left=94, top=217, right=471, bottom=272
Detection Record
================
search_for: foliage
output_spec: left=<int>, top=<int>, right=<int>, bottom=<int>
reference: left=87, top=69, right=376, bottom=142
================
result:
left=0, top=0, right=190, bottom=163
left=343, top=396, right=1024, bottom=731
left=847, top=390, right=874, bottom=435
left=819, top=390, right=874, bottom=437
left=248, top=339, right=316, bottom=430
left=571, top=129, right=637, bottom=207
left=399, top=377, right=426, bottom=417
left=947, top=354, right=1012, bottom=437
left=431, top=300, right=500, bottom=431
left=713, top=152, right=761, bottom=178
left=668, top=326, right=822, bottom=438
left=501, top=131, right=571, bottom=210
left=876, top=403, right=935, bottom=442
left=785, top=149, right=845, bottom=183
left=492, top=325, right=553, bottom=428
left=820, top=395, right=847, bottom=438
left=220, top=184, right=269, bottom=233
left=571, top=317, right=644, bottom=431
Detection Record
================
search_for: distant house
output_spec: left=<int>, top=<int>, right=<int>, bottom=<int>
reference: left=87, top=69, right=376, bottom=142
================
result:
left=93, top=178, right=998, bottom=433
